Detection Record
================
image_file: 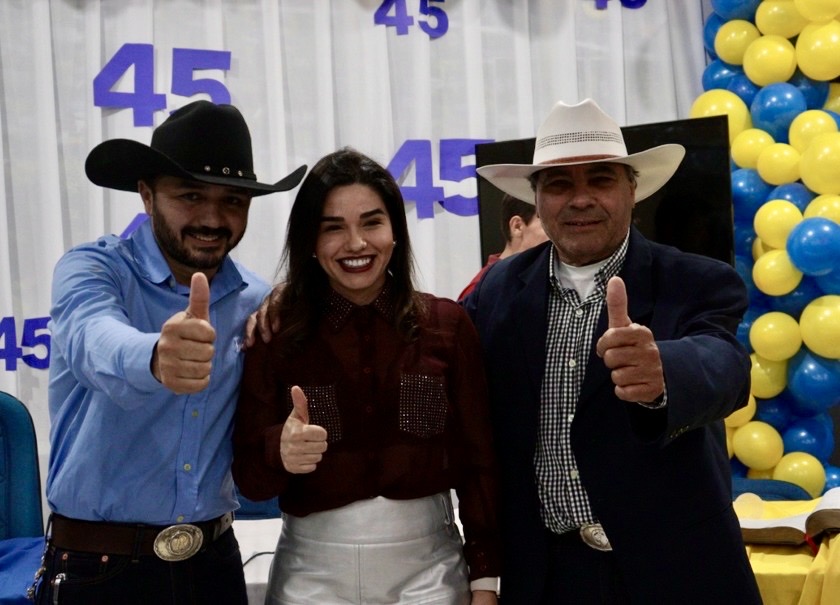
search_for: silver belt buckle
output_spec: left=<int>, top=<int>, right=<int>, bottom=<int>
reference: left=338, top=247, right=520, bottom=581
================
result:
left=580, top=523, right=612, bottom=552
left=153, top=524, right=204, bottom=561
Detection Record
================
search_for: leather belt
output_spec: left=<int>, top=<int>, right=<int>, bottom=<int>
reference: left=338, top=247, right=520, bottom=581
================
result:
left=50, top=512, right=233, bottom=561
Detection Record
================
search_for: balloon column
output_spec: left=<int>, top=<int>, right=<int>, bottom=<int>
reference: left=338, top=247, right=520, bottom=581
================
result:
left=694, top=0, right=840, bottom=498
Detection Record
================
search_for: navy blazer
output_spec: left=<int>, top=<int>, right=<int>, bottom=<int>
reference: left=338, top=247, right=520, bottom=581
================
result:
left=464, top=228, right=761, bottom=604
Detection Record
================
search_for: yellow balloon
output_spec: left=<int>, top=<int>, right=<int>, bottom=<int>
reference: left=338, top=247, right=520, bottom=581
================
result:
left=750, top=353, right=789, bottom=399
left=788, top=110, right=839, bottom=154
left=733, top=420, right=785, bottom=470
left=793, top=0, right=840, bottom=21
left=752, top=249, right=803, bottom=296
left=749, top=311, right=803, bottom=361
left=795, top=20, right=840, bottom=82
left=800, top=132, right=840, bottom=195
left=756, top=143, right=801, bottom=185
left=825, top=82, right=840, bottom=114
left=805, top=194, right=840, bottom=223
left=747, top=467, right=775, bottom=479
left=752, top=236, right=776, bottom=260
left=800, top=295, right=840, bottom=359
left=743, top=35, right=798, bottom=86
left=732, top=128, right=776, bottom=169
left=772, top=451, right=826, bottom=498
left=754, top=199, right=804, bottom=249
left=715, top=19, right=762, bottom=65
left=756, top=0, right=810, bottom=38
left=690, top=90, right=752, bottom=144
left=726, top=394, right=757, bottom=428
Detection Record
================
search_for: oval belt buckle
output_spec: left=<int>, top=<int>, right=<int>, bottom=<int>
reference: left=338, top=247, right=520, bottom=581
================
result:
left=580, top=523, right=612, bottom=552
left=154, top=524, right=204, bottom=561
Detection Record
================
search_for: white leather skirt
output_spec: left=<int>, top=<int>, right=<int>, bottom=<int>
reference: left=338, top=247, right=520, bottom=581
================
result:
left=265, top=492, right=469, bottom=605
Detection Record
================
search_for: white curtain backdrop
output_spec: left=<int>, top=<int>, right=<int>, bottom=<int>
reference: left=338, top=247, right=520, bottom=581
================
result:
left=0, top=0, right=709, bottom=487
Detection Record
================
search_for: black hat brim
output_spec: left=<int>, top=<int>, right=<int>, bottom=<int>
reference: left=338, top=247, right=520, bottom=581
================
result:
left=85, top=139, right=307, bottom=197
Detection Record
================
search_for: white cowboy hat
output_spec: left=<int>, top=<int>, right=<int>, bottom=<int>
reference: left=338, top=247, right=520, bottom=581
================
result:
left=476, top=99, right=686, bottom=205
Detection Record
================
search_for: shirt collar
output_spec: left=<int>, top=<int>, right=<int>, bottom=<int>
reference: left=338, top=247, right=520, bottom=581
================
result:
left=325, top=281, right=395, bottom=331
left=549, top=231, right=629, bottom=298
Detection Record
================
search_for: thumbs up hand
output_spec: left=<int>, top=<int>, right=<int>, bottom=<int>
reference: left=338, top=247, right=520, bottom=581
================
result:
left=153, top=272, right=217, bottom=394
left=280, top=386, right=329, bottom=474
left=595, top=277, right=664, bottom=404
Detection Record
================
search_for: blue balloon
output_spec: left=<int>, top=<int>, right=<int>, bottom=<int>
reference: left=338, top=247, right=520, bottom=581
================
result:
left=734, top=223, right=757, bottom=258
left=703, top=13, right=726, bottom=60
left=727, top=73, right=761, bottom=108
left=782, top=414, right=835, bottom=462
left=731, top=168, right=774, bottom=224
left=786, top=217, right=840, bottom=276
left=735, top=254, right=753, bottom=286
left=816, top=270, right=840, bottom=295
left=711, top=0, right=761, bottom=21
left=766, top=183, right=815, bottom=214
left=771, top=276, right=824, bottom=319
left=730, top=458, right=748, bottom=478
left=750, top=290, right=775, bottom=314
left=787, top=350, right=840, bottom=414
left=825, top=465, right=840, bottom=492
left=750, top=83, right=808, bottom=144
left=755, top=394, right=795, bottom=432
left=703, top=60, right=742, bottom=91
left=788, top=70, right=830, bottom=110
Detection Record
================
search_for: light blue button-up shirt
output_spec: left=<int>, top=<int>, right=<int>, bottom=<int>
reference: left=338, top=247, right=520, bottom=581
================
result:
left=47, top=219, right=269, bottom=524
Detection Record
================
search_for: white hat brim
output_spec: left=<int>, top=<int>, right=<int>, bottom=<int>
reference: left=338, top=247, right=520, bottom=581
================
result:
left=476, top=143, right=686, bottom=205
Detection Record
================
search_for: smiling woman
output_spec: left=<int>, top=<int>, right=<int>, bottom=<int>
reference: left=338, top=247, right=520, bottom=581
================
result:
left=232, top=147, right=502, bottom=605
left=314, top=183, right=395, bottom=305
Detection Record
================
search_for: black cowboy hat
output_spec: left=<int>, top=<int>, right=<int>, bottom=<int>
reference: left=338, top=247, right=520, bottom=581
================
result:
left=85, top=100, right=307, bottom=196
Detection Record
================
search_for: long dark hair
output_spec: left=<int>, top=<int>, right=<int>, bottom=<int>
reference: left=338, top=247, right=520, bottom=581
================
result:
left=274, top=147, right=424, bottom=351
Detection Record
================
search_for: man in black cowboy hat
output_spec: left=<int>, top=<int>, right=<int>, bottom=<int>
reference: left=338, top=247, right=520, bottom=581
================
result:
left=464, top=99, right=761, bottom=604
left=37, top=100, right=306, bottom=605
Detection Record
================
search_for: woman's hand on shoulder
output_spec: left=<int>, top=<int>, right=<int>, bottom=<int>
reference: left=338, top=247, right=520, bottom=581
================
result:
left=242, top=284, right=285, bottom=349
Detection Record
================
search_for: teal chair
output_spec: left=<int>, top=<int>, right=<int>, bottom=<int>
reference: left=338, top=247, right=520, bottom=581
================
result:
left=0, top=391, right=43, bottom=539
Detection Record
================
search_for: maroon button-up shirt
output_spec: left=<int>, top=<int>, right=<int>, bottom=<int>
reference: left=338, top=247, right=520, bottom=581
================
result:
left=232, top=286, right=500, bottom=580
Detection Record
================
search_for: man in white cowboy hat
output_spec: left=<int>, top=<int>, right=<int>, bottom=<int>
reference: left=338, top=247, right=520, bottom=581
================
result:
left=463, top=99, right=761, bottom=604
left=37, top=100, right=306, bottom=605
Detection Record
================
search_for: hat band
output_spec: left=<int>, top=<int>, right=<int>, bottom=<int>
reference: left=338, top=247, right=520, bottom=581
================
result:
left=198, top=164, right=257, bottom=180
left=535, top=130, right=624, bottom=151
left=538, top=154, right=622, bottom=166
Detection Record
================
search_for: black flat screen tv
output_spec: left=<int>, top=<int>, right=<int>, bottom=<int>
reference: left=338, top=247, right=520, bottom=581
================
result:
left=474, top=115, right=734, bottom=266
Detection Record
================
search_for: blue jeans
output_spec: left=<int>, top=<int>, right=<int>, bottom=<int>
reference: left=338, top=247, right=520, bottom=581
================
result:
left=34, top=527, right=247, bottom=605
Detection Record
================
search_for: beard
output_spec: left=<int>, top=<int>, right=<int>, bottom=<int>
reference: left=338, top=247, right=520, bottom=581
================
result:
left=150, top=204, right=242, bottom=272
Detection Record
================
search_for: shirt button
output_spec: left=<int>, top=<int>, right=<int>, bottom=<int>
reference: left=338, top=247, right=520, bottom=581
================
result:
left=183, top=463, right=192, bottom=472
left=363, top=367, right=372, bottom=374
left=575, top=309, right=584, bottom=317
left=567, top=414, right=575, bottom=422
left=570, top=469, right=579, bottom=479
left=176, top=515, right=185, bottom=523
left=365, top=405, right=373, bottom=414
left=192, top=409, right=199, bottom=418
left=568, top=358, right=577, bottom=368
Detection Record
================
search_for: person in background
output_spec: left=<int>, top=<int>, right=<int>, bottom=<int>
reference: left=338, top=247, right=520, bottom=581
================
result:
left=457, top=193, right=548, bottom=301
left=38, top=101, right=305, bottom=605
left=232, top=147, right=500, bottom=605
left=463, top=99, right=762, bottom=604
